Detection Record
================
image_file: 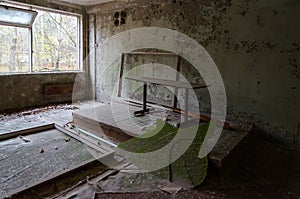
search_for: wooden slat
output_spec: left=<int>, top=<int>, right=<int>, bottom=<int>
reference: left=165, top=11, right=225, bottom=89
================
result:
left=0, top=123, right=55, bottom=141
left=10, top=158, right=107, bottom=199
left=55, top=123, right=116, bottom=153
left=174, top=109, right=231, bottom=129
left=126, top=76, right=207, bottom=89
left=173, top=55, right=181, bottom=109
left=125, top=51, right=176, bottom=56
left=1, top=123, right=115, bottom=198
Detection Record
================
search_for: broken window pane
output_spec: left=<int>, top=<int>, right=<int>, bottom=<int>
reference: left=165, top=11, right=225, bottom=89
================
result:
left=0, top=25, right=30, bottom=73
left=0, top=5, right=37, bottom=27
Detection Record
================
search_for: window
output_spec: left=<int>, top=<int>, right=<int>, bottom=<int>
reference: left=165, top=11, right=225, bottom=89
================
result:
left=0, top=3, right=82, bottom=73
left=0, top=25, right=30, bottom=72
left=0, top=5, right=37, bottom=27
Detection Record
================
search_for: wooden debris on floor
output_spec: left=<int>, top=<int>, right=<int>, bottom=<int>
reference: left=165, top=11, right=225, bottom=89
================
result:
left=73, top=102, right=177, bottom=142
left=73, top=101, right=255, bottom=181
left=0, top=125, right=111, bottom=198
left=0, top=100, right=257, bottom=198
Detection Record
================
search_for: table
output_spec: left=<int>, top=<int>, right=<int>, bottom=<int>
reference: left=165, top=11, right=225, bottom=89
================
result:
left=126, top=76, right=207, bottom=121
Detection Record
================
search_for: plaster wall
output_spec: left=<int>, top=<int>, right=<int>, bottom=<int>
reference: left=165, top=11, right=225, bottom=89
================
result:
left=0, top=72, right=88, bottom=113
left=89, top=0, right=300, bottom=146
left=0, top=0, right=90, bottom=113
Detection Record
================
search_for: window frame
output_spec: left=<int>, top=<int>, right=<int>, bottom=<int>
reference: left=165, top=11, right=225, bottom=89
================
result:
left=0, top=5, right=37, bottom=28
left=0, top=2, right=83, bottom=74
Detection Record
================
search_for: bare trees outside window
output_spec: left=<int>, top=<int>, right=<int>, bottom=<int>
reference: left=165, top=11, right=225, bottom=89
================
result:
left=33, top=11, right=79, bottom=72
left=0, top=5, right=81, bottom=73
left=0, top=25, right=30, bottom=72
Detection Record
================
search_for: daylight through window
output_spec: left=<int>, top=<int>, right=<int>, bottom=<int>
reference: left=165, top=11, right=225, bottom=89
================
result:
left=0, top=4, right=81, bottom=73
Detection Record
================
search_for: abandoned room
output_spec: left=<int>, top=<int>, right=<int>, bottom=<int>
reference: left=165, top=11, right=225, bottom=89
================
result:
left=0, top=0, right=299, bottom=198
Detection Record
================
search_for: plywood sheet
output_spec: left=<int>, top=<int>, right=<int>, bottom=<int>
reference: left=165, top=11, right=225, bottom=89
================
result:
left=0, top=129, right=102, bottom=197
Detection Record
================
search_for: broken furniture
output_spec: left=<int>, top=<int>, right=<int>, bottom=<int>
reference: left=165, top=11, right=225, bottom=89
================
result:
left=125, top=76, right=207, bottom=121
left=117, top=51, right=182, bottom=113
left=116, top=51, right=207, bottom=121
left=73, top=101, right=172, bottom=141
left=73, top=101, right=254, bottom=180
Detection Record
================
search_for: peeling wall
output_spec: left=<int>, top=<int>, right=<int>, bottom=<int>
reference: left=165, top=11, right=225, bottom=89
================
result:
left=7, top=0, right=85, bottom=14
left=89, top=0, right=300, bottom=146
left=0, top=0, right=90, bottom=113
left=0, top=72, right=88, bottom=113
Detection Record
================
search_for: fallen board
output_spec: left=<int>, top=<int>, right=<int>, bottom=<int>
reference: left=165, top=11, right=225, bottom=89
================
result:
left=0, top=124, right=113, bottom=198
left=73, top=102, right=178, bottom=142
left=73, top=101, right=254, bottom=179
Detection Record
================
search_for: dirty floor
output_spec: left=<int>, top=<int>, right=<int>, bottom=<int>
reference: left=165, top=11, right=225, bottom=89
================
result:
left=53, top=160, right=298, bottom=199
left=0, top=101, right=299, bottom=199
left=0, top=129, right=103, bottom=197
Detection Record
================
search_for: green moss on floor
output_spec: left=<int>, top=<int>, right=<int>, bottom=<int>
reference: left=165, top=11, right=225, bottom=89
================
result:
left=118, top=119, right=209, bottom=187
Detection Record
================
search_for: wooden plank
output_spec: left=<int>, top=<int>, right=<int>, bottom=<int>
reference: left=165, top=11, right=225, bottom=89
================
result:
left=208, top=125, right=254, bottom=178
left=93, top=14, right=97, bottom=100
left=174, top=109, right=230, bottom=129
left=73, top=102, right=163, bottom=139
left=1, top=124, right=115, bottom=198
left=125, top=51, right=176, bottom=56
left=126, top=76, right=207, bottom=89
left=73, top=115, right=133, bottom=142
left=173, top=55, right=181, bottom=110
left=72, top=104, right=140, bottom=129
left=55, top=124, right=115, bottom=154
left=0, top=123, right=55, bottom=141
left=10, top=158, right=107, bottom=199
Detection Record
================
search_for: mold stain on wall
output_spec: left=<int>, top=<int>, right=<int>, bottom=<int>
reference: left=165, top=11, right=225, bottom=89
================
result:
left=88, top=0, right=300, bottom=146
left=0, top=0, right=89, bottom=113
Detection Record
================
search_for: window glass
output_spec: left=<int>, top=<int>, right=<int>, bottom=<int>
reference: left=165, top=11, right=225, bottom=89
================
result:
left=0, top=5, right=37, bottom=27
left=33, top=11, right=79, bottom=72
left=0, top=25, right=30, bottom=73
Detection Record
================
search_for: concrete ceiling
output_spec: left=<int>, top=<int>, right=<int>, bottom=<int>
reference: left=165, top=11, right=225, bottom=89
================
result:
left=55, top=0, right=115, bottom=6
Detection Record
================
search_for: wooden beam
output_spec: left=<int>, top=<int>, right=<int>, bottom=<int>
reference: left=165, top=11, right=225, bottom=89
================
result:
left=55, top=123, right=115, bottom=154
left=0, top=123, right=55, bottom=141
left=125, top=51, right=176, bottom=56
left=174, top=109, right=231, bottom=129
left=9, top=158, right=107, bottom=199
left=173, top=55, right=181, bottom=110
left=126, top=76, right=207, bottom=89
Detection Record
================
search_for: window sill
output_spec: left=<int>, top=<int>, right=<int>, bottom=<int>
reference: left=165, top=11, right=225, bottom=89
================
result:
left=0, top=71, right=85, bottom=77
